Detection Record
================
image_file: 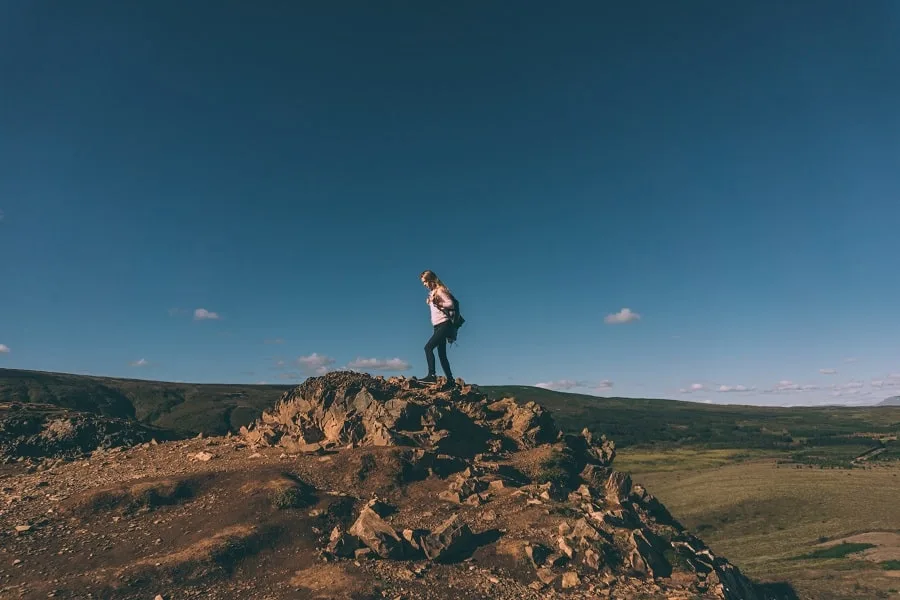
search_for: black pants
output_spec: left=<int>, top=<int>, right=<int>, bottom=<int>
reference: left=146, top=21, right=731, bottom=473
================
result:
left=425, top=321, right=454, bottom=380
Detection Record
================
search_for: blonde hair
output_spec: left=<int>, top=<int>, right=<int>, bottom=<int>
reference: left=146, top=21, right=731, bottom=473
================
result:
left=420, top=270, right=451, bottom=295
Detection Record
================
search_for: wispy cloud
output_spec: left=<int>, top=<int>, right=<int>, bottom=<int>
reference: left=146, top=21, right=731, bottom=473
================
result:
left=872, top=375, right=900, bottom=389
left=256, top=380, right=269, bottom=385
left=297, top=353, right=335, bottom=375
left=264, top=338, right=285, bottom=345
left=193, top=308, right=220, bottom=320
left=535, top=380, right=584, bottom=391
left=769, top=380, right=819, bottom=393
left=819, top=368, right=837, bottom=375
left=604, top=308, right=641, bottom=325
left=0, top=344, right=9, bottom=354
left=130, top=358, right=149, bottom=367
left=679, top=383, right=706, bottom=394
left=536, top=379, right=613, bottom=392
left=844, top=357, right=858, bottom=363
left=717, top=384, right=756, bottom=393
left=346, top=357, right=411, bottom=372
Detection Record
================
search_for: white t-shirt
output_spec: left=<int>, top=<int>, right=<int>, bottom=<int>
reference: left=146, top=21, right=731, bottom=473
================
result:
left=428, top=288, right=454, bottom=325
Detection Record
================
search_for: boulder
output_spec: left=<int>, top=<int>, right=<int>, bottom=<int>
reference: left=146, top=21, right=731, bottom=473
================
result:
left=421, top=515, right=476, bottom=562
left=604, top=471, right=633, bottom=504
left=348, top=507, right=407, bottom=559
left=326, top=525, right=360, bottom=558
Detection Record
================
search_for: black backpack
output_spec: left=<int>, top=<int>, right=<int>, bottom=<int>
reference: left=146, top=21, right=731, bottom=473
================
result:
left=443, top=294, right=465, bottom=343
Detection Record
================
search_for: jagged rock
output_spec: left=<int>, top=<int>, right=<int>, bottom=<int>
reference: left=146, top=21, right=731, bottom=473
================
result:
left=0, top=403, right=169, bottom=460
left=326, top=525, right=360, bottom=557
left=535, top=567, right=557, bottom=585
left=604, top=471, right=632, bottom=504
left=584, top=547, right=603, bottom=570
left=525, top=543, right=550, bottom=567
left=558, top=537, right=574, bottom=559
left=561, top=571, right=581, bottom=589
left=706, top=563, right=763, bottom=600
left=438, top=490, right=463, bottom=504
left=348, top=507, right=407, bottom=559
left=580, top=463, right=612, bottom=491
left=421, top=515, right=475, bottom=562
left=627, top=529, right=672, bottom=578
left=484, top=398, right=559, bottom=448
left=601, top=508, right=638, bottom=529
left=401, top=528, right=428, bottom=553
left=571, top=518, right=602, bottom=542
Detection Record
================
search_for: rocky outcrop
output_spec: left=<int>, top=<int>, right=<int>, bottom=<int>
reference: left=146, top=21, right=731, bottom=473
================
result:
left=0, top=402, right=169, bottom=461
left=246, top=372, right=768, bottom=599
left=241, top=372, right=561, bottom=458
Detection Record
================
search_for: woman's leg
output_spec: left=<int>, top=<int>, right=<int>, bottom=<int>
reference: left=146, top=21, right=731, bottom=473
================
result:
left=425, top=322, right=454, bottom=380
left=436, top=334, right=453, bottom=381
left=424, top=325, right=444, bottom=377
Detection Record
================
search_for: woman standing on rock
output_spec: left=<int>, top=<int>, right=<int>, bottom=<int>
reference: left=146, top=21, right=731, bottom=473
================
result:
left=419, top=270, right=457, bottom=388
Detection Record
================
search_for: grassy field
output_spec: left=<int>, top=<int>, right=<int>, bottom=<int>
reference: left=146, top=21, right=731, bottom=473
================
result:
left=618, top=449, right=900, bottom=600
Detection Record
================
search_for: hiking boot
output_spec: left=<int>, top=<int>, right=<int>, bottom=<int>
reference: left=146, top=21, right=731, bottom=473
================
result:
left=419, top=375, right=437, bottom=384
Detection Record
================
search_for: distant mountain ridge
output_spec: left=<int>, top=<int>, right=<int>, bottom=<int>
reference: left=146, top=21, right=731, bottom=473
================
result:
left=879, top=396, right=900, bottom=406
left=3, top=369, right=900, bottom=454
left=0, top=368, right=289, bottom=437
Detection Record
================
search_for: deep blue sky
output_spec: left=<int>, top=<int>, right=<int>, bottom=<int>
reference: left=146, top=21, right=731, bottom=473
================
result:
left=2, top=2, right=899, bottom=406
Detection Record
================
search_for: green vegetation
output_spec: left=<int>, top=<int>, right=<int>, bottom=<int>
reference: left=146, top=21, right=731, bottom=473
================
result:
left=800, top=543, right=876, bottom=560
left=483, top=385, right=900, bottom=468
left=0, top=368, right=290, bottom=437
left=270, top=486, right=307, bottom=509
left=626, top=456, right=900, bottom=599
left=880, top=561, right=900, bottom=570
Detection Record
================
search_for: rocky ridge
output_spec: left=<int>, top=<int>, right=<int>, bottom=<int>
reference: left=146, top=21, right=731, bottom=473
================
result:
left=240, top=372, right=776, bottom=599
left=0, top=402, right=169, bottom=462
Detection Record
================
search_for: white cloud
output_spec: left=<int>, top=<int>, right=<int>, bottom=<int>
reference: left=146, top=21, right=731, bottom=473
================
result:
left=604, top=308, right=641, bottom=325
left=872, top=377, right=900, bottom=389
left=256, top=380, right=269, bottom=385
left=771, top=380, right=819, bottom=392
left=717, top=384, right=756, bottom=393
left=193, top=308, right=220, bottom=320
left=535, top=380, right=584, bottom=391
left=346, top=357, right=411, bottom=372
left=679, top=383, right=705, bottom=394
left=819, top=368, right=837, bottom=375
left=596, top=379, right=614, bottom=389
left=844, top=357, right=858, bottom=363
left=297, top=353, right=335, bottom=375
left=0, top=344, right=9, bottom=354
left=130, top=358, right=149, bottom=367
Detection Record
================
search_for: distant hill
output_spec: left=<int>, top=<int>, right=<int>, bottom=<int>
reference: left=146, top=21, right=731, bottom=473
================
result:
left=0, top=369, right=290, bottom=437
left=879, top=396, right=900, bottom=406
left=481, top=385, right=900, bottom=451
left=3, top=369, right=899, bottom=453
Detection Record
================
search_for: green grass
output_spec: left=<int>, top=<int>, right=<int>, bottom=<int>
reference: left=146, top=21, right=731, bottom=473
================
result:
left=483, top=385, right=900, bottom=467
left=625, top=455, right=900, bottom=600
left=799, top=543, right=876, bottom=560
left=880, top=560, right=900, bottom=570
